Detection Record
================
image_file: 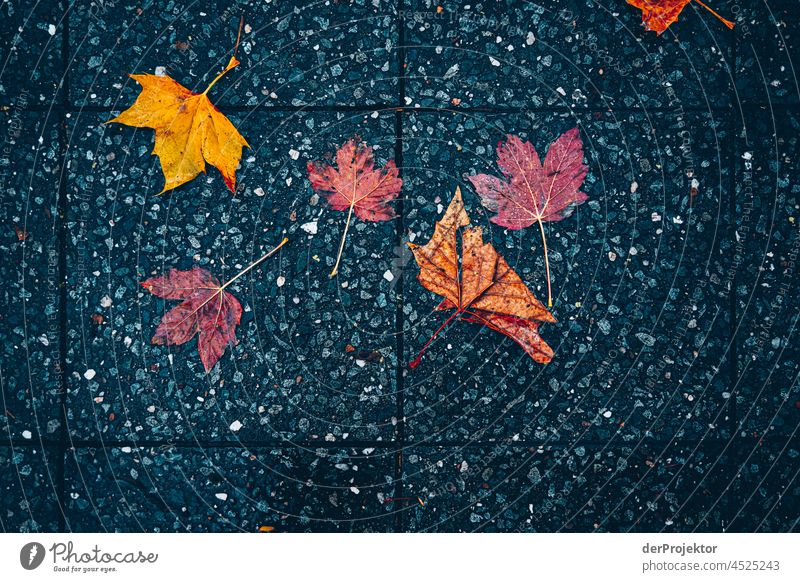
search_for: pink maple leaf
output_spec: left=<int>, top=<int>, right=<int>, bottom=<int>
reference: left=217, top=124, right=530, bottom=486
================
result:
left=468, top=129, right=589, bottom=307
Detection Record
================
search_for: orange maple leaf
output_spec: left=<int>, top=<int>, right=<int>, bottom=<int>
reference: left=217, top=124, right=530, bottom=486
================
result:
left=627, top=0, right=734, bottom=35
left=407, top=187, right=556, bottom=368
left=107, top=46, right=249, bottom=194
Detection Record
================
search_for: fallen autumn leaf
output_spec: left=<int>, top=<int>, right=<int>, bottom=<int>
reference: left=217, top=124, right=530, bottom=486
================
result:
left=468, top=129, right=589, bottom=307
left=307, top=137, right=403, bottom=277
left=141, top=238, right=288, bottom=372
left=107, top=22, right=249, bottom=193
left=407, top=187, right=555, bottom=368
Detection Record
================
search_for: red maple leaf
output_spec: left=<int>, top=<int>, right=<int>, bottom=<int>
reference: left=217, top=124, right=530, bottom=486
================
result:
left=468, top=129, right=589, bottom=307
left=627, top=0, right=734, bottom=35
left=307, top=137, right=403, bottom=277
left=141, top=239, right=287, bottom=372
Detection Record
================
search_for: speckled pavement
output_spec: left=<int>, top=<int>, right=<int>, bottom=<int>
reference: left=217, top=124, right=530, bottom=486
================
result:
left=1, top=0, right=798, bottom=532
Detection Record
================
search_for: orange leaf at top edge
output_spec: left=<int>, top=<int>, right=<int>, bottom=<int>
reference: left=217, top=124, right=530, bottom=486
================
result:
left=627, top=0, right=734, bottom=35
left=627, top=0, right=691, bottom=34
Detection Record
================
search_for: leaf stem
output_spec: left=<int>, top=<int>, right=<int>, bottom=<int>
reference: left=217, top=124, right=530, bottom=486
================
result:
left=233, top=14, right=245, bottom=58
left=692, top=0, right=735, bottom=29
left=536, top=218, right=553, bottom=308
left=202, top=57, right=240, bottom=96
left=221, top=238, right=288, bottom=290
left=202, top=17, right=246, bottom=95
left=409, top=309, right=462, bottom=369
left=330, top=203, right=354, bottom=278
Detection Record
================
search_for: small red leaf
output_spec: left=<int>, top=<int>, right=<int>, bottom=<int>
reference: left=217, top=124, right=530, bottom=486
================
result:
left=307, top=137, right=402, bottom=222
left=307, top=136, right=403, bottom=277
left=141, top=239, right=286, bottom=372
left=468, top=129, right=589, bottom=307
left=142, top=267, right=243, bottom=372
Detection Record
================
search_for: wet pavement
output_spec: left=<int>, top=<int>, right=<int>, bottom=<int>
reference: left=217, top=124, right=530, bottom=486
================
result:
left=1, top=0, right=798, bottom=532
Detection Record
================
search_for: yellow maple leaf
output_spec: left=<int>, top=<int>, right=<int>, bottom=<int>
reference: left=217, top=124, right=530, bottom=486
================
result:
left=107, top=56, right=250, bottom=194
